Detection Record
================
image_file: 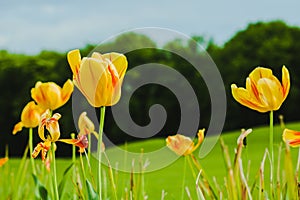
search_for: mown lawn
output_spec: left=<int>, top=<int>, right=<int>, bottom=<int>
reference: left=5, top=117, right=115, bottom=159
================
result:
left=2, top=122, right=300, bottom=199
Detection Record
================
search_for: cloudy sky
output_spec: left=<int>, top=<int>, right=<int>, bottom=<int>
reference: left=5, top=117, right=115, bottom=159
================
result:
left=1, top=0, right=300, bottom=54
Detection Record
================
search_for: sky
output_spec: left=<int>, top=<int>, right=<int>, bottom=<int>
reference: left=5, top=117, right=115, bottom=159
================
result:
left=1, top=0, right=300, bottom=54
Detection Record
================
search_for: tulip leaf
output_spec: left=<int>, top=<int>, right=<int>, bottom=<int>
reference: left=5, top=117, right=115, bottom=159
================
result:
left=86, top=179, right=98, bottom=200
left=32, top=174, right=50, bottom=200
left=58, top=163, right=74, bottom=198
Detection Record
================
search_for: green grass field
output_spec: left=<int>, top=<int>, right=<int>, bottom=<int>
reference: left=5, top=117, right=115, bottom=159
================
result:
left=1, top=122, right=300, bottom=199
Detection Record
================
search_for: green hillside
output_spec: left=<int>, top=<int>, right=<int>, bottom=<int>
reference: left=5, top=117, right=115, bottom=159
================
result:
left=3, top=122, right=300, bottom=199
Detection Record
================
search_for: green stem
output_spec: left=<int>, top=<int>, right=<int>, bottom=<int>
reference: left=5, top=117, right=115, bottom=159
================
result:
left=29, top=128, right=36, bottom=175
left=181, top=156, right=187, bottom=200
left=52, top=143, right=59, bottom=200
left=269, top=111, right=274, bottom=163
left=98, top=106, right=106, bottom=200
left=88, top=133, right=91, bottom=160
left=71, top=133, right=77, bottom=200
left=269, top=110, right=274, bottom=199
left=80, top=153, right=87, bottom=181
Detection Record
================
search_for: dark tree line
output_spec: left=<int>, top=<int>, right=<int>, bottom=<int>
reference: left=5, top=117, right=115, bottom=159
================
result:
left=1, top=20, right=300, bottom=156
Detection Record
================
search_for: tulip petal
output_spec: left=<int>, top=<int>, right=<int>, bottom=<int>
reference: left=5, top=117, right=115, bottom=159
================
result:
left=47, top=113, right=61, bottom=142
left=256, top=78, right=283, bottom=111
left=104, top=66, right=122, bottom=106
left=103, top=53, right=128, bottom=79
left=79, top=58, right=108, bottom=107
left=32, top=141, right=51, bottom=161
left=282, top=65, right=290, bottom=100
left=283, top=129, right=300, bottom=147
left=231, top=84, right=269, bottom=112
left=31, top=82, right=62, bottom=110
left=59, top=136, right=88, bottom=153
left=61, top=80, right=74, bottom=105
left=13, top=122, right=24, bottom=135
left=67, top=49, right=81, bottom=75
left=78, top=112, right=95, bottom=135
left=166, top=134, right=194, bottom=156
left=249, top=67, right=273, bottom=83
left=91, top=52, right=104, bottom=61
left=0, top=157, right=8, bottom=167
left=21, top=101, right=42, bottom=128
left=246, top=78, right=261, bottom=103
left=187, top=129, right=205, bottom=154
left=38, top=110, right=61, bottom=142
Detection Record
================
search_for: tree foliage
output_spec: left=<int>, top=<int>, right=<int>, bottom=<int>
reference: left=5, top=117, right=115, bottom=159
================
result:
left=1, top=21, right=300, bottom=156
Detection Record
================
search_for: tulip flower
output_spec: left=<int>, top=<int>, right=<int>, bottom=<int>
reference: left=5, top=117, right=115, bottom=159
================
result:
left=13, top=101, right=45, bottom=134
left=231, top=66, right=290, bottom=113
left=31, top=80, right=74, bottom=110
left=32, top=109, right=61, bottom=160
left=166, top=129, right=205, bottom=156
left=31, top=109, right=64, bottom=199
left=0, top=157, right=8, bottom=167
left=282, top=128, right=300, bottom=147
left=67, top=49, right=128, bottom=107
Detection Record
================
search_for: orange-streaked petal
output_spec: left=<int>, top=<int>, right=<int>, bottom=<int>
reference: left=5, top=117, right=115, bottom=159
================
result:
left=249, top=67, right=273, bottom=83
left=13, top=122, right=24, bottom=135
left=59, top=135, right=88, bottom=153
left=256, top=77, right=283, bottom=111
left=38, top=110, right=61, bottom=142
left=166, top=134, right=193, bottom=156
left=46, top=113, right=61, bottom=142
left=246, top=78, right=261, bottom=104
left=281, top=65, right=290, bottom=100
left=67, top=49, right=81, bottom=75
left=31, top=82, right=61, bottom=110
left=32, top=141, right=51, bottom=161
left=283, top=128, right=300, bottom=147
left=0, top=157, right=8, bottom=167
left=103, top=52, right=128, bottom=79
left=231, top=84, right=269, bottom=113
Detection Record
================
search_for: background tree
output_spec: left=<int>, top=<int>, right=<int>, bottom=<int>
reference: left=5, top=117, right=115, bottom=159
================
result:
left=2, top=20, right=300, bottom=156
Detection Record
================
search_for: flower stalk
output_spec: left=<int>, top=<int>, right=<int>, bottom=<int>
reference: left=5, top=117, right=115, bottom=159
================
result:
left=29, top=128, right=36, bottom=175
left=269, top=110, right=274, bottom=198
left=98, top=106, right=106, bottom=199
left=51, top=143, right=59, bottom=200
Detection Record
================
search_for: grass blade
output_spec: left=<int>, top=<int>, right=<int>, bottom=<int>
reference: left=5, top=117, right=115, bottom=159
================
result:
left=58, top=163, right=74, bottom=198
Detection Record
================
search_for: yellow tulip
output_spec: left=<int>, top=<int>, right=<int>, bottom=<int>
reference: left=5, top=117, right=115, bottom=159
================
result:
left=67, top=49, right=128, bottom=107
left=166, top=129, right=205, bottom=156
left=13, top=101, right=45, bottom=134
left=231, top=66, right=290, bottom=113
left=31, top=80, right=74, bottom=110
left=78, top=112, right=97, bottom=136
left=282, top=128, right=300, bottom=147
left=32, top=109, right=61, bottom=160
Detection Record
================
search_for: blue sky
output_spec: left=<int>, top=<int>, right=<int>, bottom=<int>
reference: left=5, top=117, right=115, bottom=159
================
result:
left=1, top=0, right=300, bottom=54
